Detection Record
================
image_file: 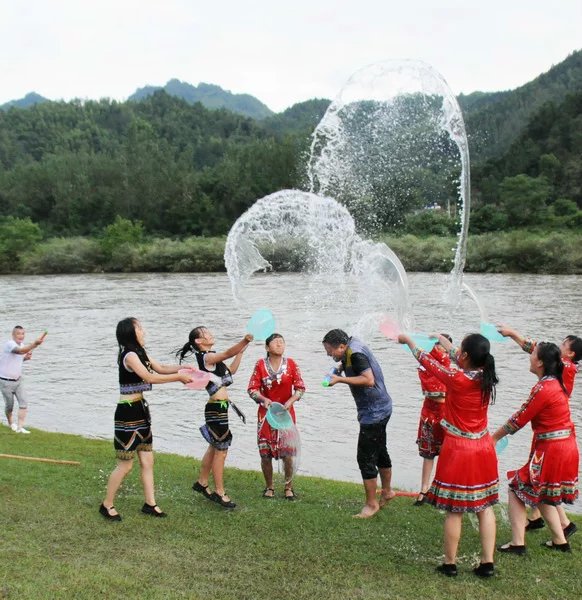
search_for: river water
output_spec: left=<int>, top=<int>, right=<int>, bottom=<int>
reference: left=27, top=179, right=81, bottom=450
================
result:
left=0, top=272, right=580, bottom=509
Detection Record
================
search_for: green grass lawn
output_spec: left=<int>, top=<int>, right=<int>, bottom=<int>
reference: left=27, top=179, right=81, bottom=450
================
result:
left=0, top=427, right=580, bottom=599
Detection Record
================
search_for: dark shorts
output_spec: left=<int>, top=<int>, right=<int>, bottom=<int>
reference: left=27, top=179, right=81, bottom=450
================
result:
left=357, top=415, right=392, bottom=480
left=200, top=401, right=232, bottom=450
left=114, top=397, right=152, bottom=460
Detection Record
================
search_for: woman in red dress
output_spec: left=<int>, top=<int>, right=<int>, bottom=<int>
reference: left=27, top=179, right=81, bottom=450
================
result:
left=247, top=333, right=306, bottom=500
left=498, top=326, right=581, bottom=536
left=399, top=332, right=499, bottom=578
left=414, top=335, right=451, bottom=506
left=493, top=341, right=579, bottom=554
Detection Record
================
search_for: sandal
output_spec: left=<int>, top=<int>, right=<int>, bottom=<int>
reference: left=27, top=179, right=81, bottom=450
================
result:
left=284, top=488, right=296, bottom=501
left=262, top=488, right=275, bottom=499
left=413, top=492, right=426, bottom=506
left=193, top=481, right=212, bottom=499
left=99, top=503, right=122, bottom=521
left=141, top=503, right=167, bottom=517
left=209, top=492, right=236, bottom=509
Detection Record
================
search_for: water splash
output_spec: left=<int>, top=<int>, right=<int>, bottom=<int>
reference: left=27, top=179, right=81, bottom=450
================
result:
left=308, top=59, right=471, bottom=304
left=224, top=189, right=410, bottom=325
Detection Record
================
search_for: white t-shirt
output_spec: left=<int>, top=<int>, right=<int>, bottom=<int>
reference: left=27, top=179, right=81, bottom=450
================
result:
left=0, top=340, right=25, bottom=380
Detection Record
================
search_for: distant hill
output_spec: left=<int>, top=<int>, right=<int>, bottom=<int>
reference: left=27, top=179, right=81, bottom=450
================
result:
left=262, top=99, right=331, bottom=135
left=0, top=92, right=49, bottom=110
left=128, top=79, right=273, bottom=120
left=460, top=50, right=582, bottom=161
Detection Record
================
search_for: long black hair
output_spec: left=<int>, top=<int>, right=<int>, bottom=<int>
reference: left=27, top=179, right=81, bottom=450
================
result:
left=537, top=341, right=566, bottom=393
left=461, top=333, right=498, bottom=405
left=564, top=335, right=582, bottom=363
left=116, top=317, right=150, bottom=367
left=176, top=326, right=207, bottom=363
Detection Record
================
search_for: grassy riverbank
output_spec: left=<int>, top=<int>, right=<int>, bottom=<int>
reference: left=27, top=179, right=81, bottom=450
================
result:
left=1, top=428, right=580, bottom=599
left=2, top=230, right=582, bottom=275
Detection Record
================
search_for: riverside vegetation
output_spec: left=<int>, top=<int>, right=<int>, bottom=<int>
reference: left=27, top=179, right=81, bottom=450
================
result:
left=0, top=52, right=580, bottom=275
left=0, top=427, right=580, bottom=599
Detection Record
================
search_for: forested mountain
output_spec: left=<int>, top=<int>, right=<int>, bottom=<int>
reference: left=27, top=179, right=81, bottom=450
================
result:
left=469, top=90, right=582, bottom=232
left=0, top=92, right=301, bottom=236
left=0, top=92, right=49, bottom=110
left=262, top=99, right=331, bottom=135
left=129, top=79, right=273, bottom=119
left=460, top=50, right=582, bottom=161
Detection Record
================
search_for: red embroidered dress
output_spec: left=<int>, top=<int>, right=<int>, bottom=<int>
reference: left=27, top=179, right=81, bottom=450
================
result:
left=503, top=376, right=579, bottom=506
left=412, top=347, right=499, bottom=513
left=247, top=357, right=305, bottom=459
left=416, top=346, right=450, bottom=459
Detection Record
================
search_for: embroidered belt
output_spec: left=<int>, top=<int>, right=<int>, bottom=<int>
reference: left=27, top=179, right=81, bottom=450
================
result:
left=423, top=391, right=446, bottom=399
left=441, top=419, right=488, bottom=440
left=118, top=394, right=144, bottom=405
left=536, top=429, right=572, bottom=441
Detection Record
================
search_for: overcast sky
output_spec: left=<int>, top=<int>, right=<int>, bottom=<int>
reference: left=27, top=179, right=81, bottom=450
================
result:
left=1, top=0, right=580, bottom=112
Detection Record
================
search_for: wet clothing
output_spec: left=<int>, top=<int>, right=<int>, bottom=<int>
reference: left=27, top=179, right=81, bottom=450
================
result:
left=114, top=349, right=153, bottom=459
left=195, top=350, right=234, bottom=449
left=412, top=347, right=498, bottom=513
left=503, top=376, right=579, bottom=506
left=339, top=338, right=393, bottom=479
left=340, top=337, right=392, bottom=424
left=247, top=356, right=305, bottom=459
left=357, top=416, right=392, bottom=479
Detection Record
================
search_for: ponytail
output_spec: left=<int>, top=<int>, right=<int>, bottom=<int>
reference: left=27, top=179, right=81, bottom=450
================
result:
left=461, top=333, right=499, bottom=405
left=175, top=326, right=206, bottom=364
left=481, top=352, right=498, bottom=405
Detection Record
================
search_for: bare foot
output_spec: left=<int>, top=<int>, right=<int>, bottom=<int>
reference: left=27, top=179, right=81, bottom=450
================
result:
left=379, top=490, right=397, bottom=508
left=353, top=503, right=380, bottom=518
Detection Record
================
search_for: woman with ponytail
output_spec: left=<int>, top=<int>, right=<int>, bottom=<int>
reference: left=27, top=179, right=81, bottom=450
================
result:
left=177, top=326, right=252, bottom=509
left=494, top=342, right=579, bottom=554
left=398, top=332, right=499, bottom=578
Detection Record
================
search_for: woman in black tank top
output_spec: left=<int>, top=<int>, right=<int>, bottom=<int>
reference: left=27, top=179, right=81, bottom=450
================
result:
left=99, top=318, right=193, bottom=521
left=177, top=326, right=252, bottom=509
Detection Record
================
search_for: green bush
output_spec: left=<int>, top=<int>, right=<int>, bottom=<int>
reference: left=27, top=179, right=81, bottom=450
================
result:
left=20, top=237, right=103, bottom=274
left=0, top=216, right=43, bottom=272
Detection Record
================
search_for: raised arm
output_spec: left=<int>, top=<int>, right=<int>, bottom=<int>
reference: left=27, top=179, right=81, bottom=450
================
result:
left=12, top=332, right=47, bottom=355
left=205, top=334, right=253, bottom=366
left=398, top=333, right=457, bottom=386
left=498, top=325, right=535, bottom=353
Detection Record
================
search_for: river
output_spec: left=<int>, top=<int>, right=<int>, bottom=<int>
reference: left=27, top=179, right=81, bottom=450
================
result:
left=1, top=272, right=580, bottom=509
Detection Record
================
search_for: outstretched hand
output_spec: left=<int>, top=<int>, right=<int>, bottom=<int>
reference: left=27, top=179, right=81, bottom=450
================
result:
left=397, top=333, right=412, bottom=345
left=244, top=333, right=254, bottom=343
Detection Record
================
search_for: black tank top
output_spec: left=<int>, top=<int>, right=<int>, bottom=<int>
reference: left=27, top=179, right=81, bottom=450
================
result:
left=119, top=348, right=153, bottom=394
left=195, top=351, right=233, bottom=396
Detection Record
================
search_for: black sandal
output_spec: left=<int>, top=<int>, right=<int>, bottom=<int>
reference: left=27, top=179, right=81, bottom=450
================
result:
left=542, top=540, right=571, bottom=552
left=99, top=503, right=122, bottom=521
left=262, top=488, right=275, bottom=499
left=284, top=488, right=296, bottom=501
left=209, top=492, right=236, bottom=509
left=193, top=481, right=212, bottom=499
left=141, top=503, right=167, bottom=517
left=413, top=492, right=426, bottom=506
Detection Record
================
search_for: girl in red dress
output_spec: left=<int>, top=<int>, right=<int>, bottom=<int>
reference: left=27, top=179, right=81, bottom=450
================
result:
left=414, top=335, right=451, bottom=506
left=247, top=333, right=306, bottom=499
left=399, top=332, right=499, bottom=578
left=493, top=342, right=579, bottom=554
left=498, top=326, right=581, bottom=536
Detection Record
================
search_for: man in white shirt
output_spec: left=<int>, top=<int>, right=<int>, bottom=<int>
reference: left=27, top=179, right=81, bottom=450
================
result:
left=0, top=326, right=46, bottom=433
